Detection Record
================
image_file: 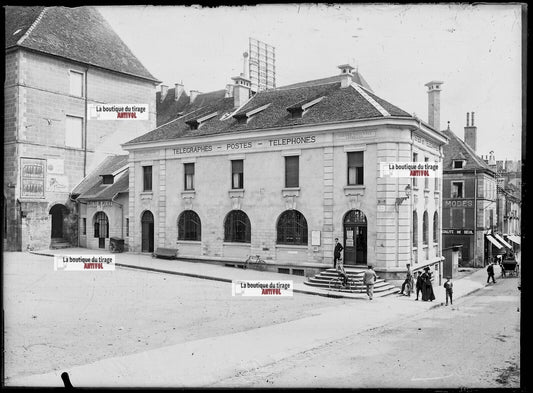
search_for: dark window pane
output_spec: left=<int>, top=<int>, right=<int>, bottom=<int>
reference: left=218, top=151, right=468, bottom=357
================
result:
left=93, top=212, right=109, bottom=238
left=347, top=152, right=364, bottom=185
left=184, top=163, right=195, bottom=190
left=143, top=166, right=152, bottom=191
left=276, top=210, right=308, bottom=245
left=178, top=210, right=201, bottom=241
left=224, top=210, right=251, bottom=243
left=285, top=156, right=299, bottom=188
left=413, top=211, right=418, bottom=247
left=423, top=211, right=429, bottom=245
left=232, top=160, right=244, bottom=189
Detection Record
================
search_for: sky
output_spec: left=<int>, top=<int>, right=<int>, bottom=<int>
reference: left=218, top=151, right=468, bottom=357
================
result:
left=98, top=4, right=523, bottom=161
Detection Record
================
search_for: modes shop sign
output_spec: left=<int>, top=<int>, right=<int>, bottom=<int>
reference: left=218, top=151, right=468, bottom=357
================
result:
left=54, top=255, right=115, bottom=271
left=89, top=104, right=149, bottom=120
left=232, top=280, right=293, bottom=297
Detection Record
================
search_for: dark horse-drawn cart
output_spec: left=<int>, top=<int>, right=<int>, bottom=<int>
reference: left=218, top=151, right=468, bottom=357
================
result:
left=501, top=253, right=519, bottom=277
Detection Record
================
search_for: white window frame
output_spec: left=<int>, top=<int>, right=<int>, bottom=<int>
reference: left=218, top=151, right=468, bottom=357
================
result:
left=65, top=115, right=83, bottom=149
left=69, top=70, right=84, bottom=97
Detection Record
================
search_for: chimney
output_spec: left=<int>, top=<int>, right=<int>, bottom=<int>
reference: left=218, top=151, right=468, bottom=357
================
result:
left=464, top=111, right=477, bottom=152
left=338, top=64, right=355, bottom=88
left=175, top=83, right=184, bottom=101
left=190, top=90, right=200, bottom=104
left=160, top=85, right=168, bottom=102
left=225, top=84, right=234, bottom=98
left=231, top=74, right=251, bottom=108
left=424, top=81, right=443, bottom=130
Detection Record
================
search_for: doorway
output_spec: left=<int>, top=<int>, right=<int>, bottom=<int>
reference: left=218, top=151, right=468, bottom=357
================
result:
left=343, top=209, right=367, bottom=265
left=50, top=204, right=67, bottom=239
left=93, top=211, right=109, bottom=249
left=141, top=210, right=154, bottom=253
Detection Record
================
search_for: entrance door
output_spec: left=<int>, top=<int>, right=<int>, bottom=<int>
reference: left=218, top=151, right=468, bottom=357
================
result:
left=94, top=211, right=109, bottom=249
left=141, top=211, right=154, bottom=253
left=50, top=204, right=66, bottom=238
left=343, top=210, right=367, bottom=265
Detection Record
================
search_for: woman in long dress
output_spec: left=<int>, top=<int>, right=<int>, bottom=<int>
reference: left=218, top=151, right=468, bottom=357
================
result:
left=421, top=267, right=435, bottom=301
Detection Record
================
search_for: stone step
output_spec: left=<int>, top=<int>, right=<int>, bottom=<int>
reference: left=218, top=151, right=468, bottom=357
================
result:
left=305, top=268, right=400, bottom=297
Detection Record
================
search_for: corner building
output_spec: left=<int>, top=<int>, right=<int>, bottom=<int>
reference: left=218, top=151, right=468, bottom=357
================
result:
left=123, top=65, right=448, bottom=279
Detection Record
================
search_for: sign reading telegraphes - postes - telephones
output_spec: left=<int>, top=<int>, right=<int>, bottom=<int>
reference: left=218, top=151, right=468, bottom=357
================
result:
left=20, top=158, right=45, bottom=198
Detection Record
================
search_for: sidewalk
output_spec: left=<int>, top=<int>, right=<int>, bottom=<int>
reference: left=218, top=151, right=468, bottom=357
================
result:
left=9, top=249, right=502, bottom=387
left=31, top=248, right=491, bottom=302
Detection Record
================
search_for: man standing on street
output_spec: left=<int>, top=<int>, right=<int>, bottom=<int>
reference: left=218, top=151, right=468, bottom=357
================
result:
left=400, top=263, right=413, bottom=296
left=486, top=261, right=496, bottom=284
left=415, top=271, right=423, bottom=301
left=333, top=238, right=344, bottom=268
left=362, top=265, right=378, bottom=300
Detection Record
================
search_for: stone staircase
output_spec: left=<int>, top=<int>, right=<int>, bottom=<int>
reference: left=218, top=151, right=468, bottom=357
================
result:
left=50, top=238, right=71, bottom=249
left=304, top=267, right=400, bottom=297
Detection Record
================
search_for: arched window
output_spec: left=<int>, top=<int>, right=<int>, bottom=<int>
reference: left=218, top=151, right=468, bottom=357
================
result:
left=224, top=210, right=251, bottom=243
left=423, top=211, right=429, bottom=245
left=93, top=211, right=109, bottom=238
left=433, top=211, right=439, bottom=244
left=178, top=210, right=201, bottom=241
left=412, top=211, right=418, bottom=247
left=277, top=210, right=308, bottom=245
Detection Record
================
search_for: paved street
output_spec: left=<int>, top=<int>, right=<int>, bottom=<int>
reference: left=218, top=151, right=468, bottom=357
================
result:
left=3, top=252, right=349, bottom=380
left=213, top=276, right=521, bottom=388
left=3, top=251, right=520, bottom=388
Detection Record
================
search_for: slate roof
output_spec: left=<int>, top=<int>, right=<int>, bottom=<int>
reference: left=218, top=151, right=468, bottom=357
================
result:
left=5, top=6, right=158, bottom=82
left=441, top=129, right=495, bottom=173
left=125, top=80, right=413, bottom=146
left=278, top=71, right=373, bottom=92
left=72, top=155, right=129, bottom=200
left=156, top=88, right=227, bottom=127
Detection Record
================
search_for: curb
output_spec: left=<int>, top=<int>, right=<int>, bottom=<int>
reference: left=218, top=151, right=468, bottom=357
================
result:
left=428, top=284, right=487, bottom=310
left=29, top=251, right=366, bottom=300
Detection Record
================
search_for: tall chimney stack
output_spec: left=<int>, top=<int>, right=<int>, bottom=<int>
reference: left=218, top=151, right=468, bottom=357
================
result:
left=175, top=83, right=184, bottom=101
left=424, top=80, right=443, bottom=130
left=231, top=74, right=251, bottom=108
left=464, top=111, right=477, bottom=152
left=190, top=89, right=200, bottom=104
left=160, top=85, right=168, bottom=102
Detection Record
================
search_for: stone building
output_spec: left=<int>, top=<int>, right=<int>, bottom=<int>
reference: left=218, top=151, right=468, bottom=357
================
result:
left=71, top=155, right=129, bottom=251
left=3, top=6, right=159, bottom=251
left=441, top=113, right=498, bottom=267
left=122, top=65, right=448, bottom=279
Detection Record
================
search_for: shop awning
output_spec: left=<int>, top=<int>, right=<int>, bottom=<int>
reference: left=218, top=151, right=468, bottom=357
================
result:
left=493, top=233, right=513, bottom=249
left=507, top=235, right=521, bottom=245
left=486, top=235, right=503, bottom=249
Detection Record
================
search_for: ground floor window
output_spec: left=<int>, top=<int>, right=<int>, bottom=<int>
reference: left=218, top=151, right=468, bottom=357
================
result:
left=82, top=218, right=86, bottom=235
left=178, top=210, right=201, bottom=241
left=277, top=210, right=308, bottom=245
left=224, top=210, right=251, bottom=243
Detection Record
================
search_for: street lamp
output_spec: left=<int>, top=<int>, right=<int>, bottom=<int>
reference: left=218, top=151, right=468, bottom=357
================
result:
left=395, top=184, right=412, bottom=211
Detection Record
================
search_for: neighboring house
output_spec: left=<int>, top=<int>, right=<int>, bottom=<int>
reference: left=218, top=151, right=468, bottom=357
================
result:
left=71, top=155, right=129, bottom=251
left=441, top=113, right=498, bottom=267
left=3, top=6, right=159, bottom=251
left=123, top=65, right=448, bottom=279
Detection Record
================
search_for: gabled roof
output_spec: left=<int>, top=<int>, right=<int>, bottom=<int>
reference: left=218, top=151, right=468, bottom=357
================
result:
left=442, top=129, right=495, bottom=173
left=125, top=79, right=412, bottom=146
left=278, top=70, right=373, bottom=92
left=5, top=6, right=158, bottom=82
left=72, top=155, right=129, bottom=199
left=156, top=88, right=226, bottom=127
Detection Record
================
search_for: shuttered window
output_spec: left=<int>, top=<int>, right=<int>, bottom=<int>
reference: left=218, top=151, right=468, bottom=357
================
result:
left=423, top=211, right=429, bottom=245
left=285, top=156, right=299, bottom=188
left=143, top=166, right=152, bottom=191
left=184, top=163, right=195, bottom=190
left=231, top=160, right=244, bottom=189
left=413, top=211, right=418, bottom=247
left=347, top=152, right=364, bottom=185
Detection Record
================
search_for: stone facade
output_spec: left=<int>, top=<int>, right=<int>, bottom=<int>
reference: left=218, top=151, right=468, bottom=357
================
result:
left=3, top=48, right=156, bottom=251
left=125, top=121, right=446, bottom=279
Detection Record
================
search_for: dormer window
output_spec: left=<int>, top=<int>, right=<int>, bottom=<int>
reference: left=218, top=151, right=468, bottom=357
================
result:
left=185, top=111, right=218, bottom=130
left=102, top=175, right=114, bottom=185
left=233, top=103, right=271, bottom=124
left=453, top=160, right=465, bottom=169
left=287, top=96, right=325, bottom=119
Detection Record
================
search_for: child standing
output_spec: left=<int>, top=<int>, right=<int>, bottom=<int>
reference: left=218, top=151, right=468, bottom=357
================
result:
left=443, top=277, right=453, bottom=306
